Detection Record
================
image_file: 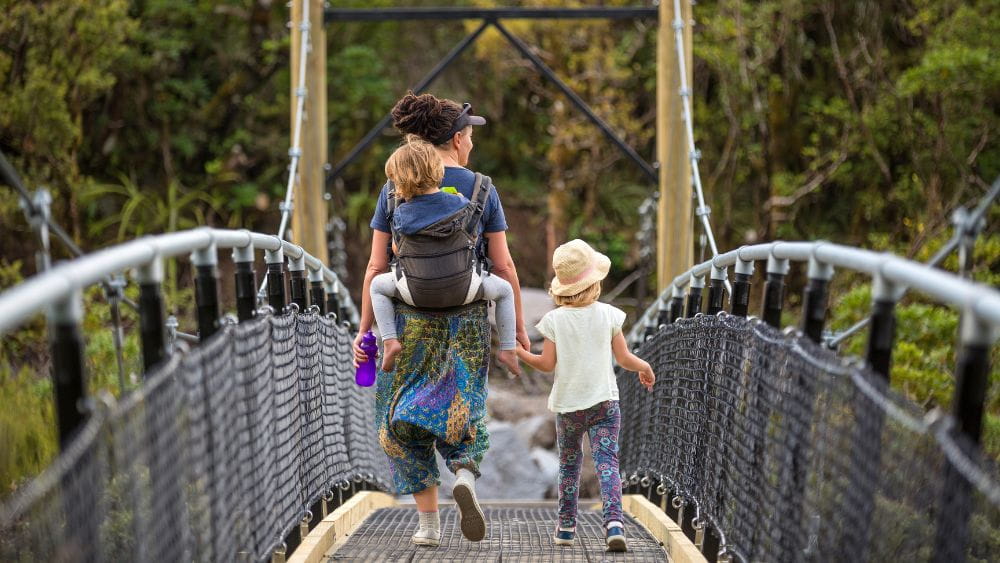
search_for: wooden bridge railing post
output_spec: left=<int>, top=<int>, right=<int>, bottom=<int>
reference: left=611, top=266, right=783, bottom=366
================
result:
left=137, top=257, right=167, bottom=373
left=192, top=242, right=220, bottom=340
left=233, top=243, right=257, bottom=322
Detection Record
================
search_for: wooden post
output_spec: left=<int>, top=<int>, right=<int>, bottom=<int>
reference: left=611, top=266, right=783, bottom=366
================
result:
left=656, top=0, right=694, bottom=292
left=291, top=0, right=329, bottom=260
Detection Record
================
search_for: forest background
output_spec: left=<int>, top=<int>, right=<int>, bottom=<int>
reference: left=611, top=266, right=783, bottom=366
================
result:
left=0, top=0, right=998, bottom=497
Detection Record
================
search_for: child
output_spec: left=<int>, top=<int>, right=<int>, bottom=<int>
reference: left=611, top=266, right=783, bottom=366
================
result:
left=370, top=135, right=521, bottom=376
left=516, top=239, right=655, bottom=552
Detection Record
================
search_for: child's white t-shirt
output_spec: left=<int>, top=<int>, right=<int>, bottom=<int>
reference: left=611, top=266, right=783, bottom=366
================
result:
left=535, top=302, right=627, bottom=413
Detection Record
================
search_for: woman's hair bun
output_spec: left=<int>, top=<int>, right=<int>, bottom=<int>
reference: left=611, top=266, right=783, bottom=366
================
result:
left=391, top=91, right=460, bottom=144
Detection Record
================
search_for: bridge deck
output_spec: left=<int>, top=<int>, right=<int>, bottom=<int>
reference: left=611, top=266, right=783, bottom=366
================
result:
left=325, top=503, right=669, bottom=562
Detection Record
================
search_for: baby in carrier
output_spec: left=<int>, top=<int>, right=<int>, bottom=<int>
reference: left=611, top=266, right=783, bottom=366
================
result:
left=370, top=135, right=521, bottom=375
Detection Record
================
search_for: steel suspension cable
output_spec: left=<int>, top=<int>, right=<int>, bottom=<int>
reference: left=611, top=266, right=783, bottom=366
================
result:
left=260, top=0, right=313, bottom=297
left=671, top=0, right=722, bottom=261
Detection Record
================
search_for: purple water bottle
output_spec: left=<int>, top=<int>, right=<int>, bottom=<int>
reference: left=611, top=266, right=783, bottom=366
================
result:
left=355, top=330, right=378, bottom=387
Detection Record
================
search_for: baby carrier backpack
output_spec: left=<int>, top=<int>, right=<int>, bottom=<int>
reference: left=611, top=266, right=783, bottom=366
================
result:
left=386, top=173, right=493, bottom=309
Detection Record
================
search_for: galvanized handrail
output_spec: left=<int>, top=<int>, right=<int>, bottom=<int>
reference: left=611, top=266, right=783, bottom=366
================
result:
left=627, top=240, right=1000, bottom=346
left=0, top=227, right=359, bottom=336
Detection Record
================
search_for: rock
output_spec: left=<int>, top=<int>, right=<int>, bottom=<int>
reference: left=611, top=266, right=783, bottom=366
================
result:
left=515, top=414, right=556, bottom=450
left=487, top=386, right=549, bottom=422
left=530, top=447, right=560, bottom=498
left=437, top=421, right=550, bottom=500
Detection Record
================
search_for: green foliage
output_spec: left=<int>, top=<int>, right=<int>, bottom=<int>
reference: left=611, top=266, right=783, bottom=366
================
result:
left=0, top=365, right=56, bottom=498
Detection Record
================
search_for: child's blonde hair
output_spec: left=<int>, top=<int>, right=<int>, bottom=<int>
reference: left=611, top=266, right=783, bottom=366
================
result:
left=551, top=281, right=602, bottom=307
left=385, top=134, right=444, bottom=200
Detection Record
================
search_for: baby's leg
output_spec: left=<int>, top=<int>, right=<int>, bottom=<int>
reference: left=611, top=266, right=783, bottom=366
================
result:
left=369, top=273, right=402, bottom=371
left=479, top=274, right=520, bottom=375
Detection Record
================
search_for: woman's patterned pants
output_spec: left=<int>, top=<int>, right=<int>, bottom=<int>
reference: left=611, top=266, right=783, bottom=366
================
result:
left=555, top=400, right=623, bottom=529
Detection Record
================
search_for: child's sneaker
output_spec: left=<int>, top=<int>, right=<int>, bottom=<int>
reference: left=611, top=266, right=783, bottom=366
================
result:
left=553, top=528, right=575, bottom=546
left=606, top=522, right=627, bottom=552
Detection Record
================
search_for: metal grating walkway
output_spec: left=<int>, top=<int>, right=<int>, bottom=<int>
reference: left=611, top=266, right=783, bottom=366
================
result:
left=327, top=504, right=669, bottom=562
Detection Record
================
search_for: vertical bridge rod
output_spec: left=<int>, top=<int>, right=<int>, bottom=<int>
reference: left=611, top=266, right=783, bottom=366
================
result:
left=137, top=257, right=167, bottom=373
left=233, top=243, right=257, bottom=322
left=192, top=243, right=221, bottom=340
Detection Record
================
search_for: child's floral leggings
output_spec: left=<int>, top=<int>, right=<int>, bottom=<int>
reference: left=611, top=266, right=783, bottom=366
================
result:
left=555, top=400, right=623, bottom=529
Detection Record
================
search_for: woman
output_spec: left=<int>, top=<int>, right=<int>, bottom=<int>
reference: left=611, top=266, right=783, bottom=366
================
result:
left=353, top=92, right=530, bottom=547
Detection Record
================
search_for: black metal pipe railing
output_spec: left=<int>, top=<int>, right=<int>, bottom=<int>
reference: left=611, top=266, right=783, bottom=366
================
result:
left=310, top=280, right=326, bottom=315
left=49, top=295, right=86, bottom=449
left=325, top=7, right=659, bottom=22
left=731, top=259, right=753, bottom=318
left=761, top=255, right=788, bottom=328
left=686, top=279, right=704, bottom=318
left=669, top=293, right=685, bottom=324
left=801, top=259, right=833, bottom=344
left=137, top=261, right=167, bottom=374
left=266, top=250, right=287, bottom=312
left=289, top=269, right=308, bottom=312
left=707, top=267, right=726, bottom=315
left=234, top=262, right=257, bottom=322
left=193, top=245, right=221, bottom=341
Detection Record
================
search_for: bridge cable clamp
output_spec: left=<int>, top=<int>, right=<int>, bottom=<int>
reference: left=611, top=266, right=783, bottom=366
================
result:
left=695, top=205, right=711, bottom=217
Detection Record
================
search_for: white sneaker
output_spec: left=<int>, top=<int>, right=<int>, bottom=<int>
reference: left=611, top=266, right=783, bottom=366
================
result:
left=411, top=510, right=441, bottom=547
left=411, top=527, right=441, bottom=547
left=452, top=468, right=487, bottom=541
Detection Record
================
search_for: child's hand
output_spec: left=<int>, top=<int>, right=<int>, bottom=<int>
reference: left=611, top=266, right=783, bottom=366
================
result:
left=515, top=343, right=531, bottom=361
left=638, top=363, right=655, bottom=392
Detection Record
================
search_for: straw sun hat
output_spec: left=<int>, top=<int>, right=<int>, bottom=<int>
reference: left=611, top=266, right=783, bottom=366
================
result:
left=549, top=239, right=611, bottom=297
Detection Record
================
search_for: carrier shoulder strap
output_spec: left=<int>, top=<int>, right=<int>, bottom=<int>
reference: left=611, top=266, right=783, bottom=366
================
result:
left=385, top=181, right=403, bottom=247
left=464, top=173, right=492, bottom=235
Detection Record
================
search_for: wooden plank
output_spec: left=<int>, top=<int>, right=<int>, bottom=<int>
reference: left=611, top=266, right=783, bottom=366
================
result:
left=287, top=491, right=397, bottom=563
left=623, top=494, right=705, bottom=563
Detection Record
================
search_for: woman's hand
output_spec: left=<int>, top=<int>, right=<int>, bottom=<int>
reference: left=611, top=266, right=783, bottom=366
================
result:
left=352, top=332, right=368, bottom=368
left=638, top=362, right=656, bottom=392
left=516, top=326, right=531, bottom=350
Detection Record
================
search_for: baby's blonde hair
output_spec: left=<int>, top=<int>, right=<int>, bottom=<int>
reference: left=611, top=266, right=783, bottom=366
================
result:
left=385, top=134, right=444, bottom=200
left=551, top=282, right=602, bottom=307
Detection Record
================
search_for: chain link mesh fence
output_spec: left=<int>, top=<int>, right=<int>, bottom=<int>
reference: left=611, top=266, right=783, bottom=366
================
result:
left=618, top=313, right=1000, bottom=563
left=0, top=310, right=388, bottom=562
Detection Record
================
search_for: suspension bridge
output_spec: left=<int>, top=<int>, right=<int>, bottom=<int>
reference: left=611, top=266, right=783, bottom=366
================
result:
left=2, top=4, right=999, bottom=563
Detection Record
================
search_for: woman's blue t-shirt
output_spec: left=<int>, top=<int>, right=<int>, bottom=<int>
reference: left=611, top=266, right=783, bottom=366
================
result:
left=369, top=166, right=508, bottom=235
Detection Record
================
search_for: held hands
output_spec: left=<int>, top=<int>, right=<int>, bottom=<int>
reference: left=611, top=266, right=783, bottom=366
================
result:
left=637, top=362, right=656, bottom=392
